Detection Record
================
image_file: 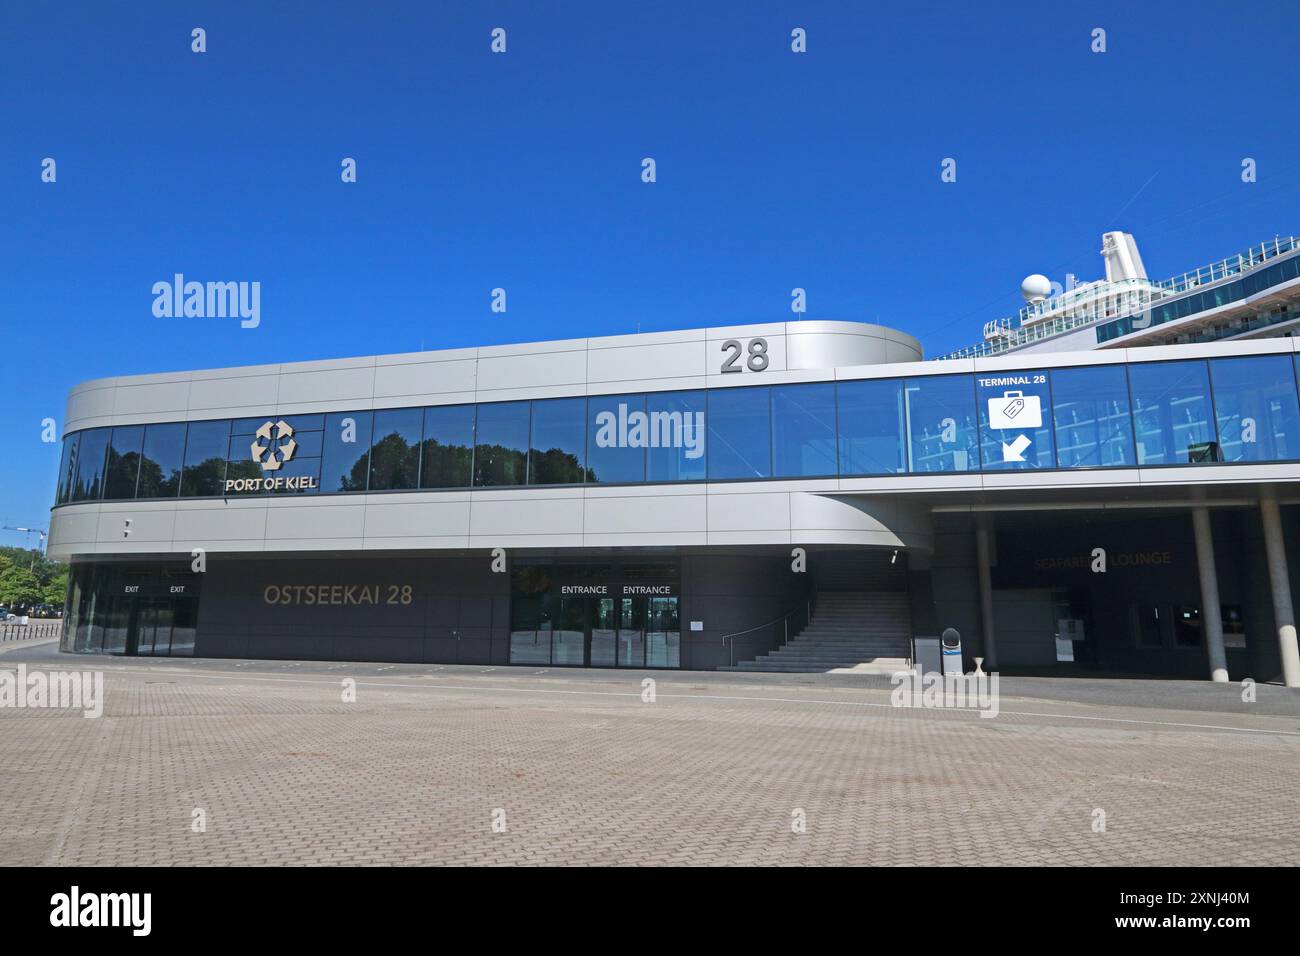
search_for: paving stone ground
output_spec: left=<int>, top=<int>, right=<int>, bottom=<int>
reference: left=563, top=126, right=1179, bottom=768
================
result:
left=2, top=641, right=1297, bottom=866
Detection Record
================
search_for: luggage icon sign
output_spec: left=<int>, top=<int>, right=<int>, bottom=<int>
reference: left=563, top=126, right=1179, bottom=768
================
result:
left=987, top=390, right=1042, bottom=431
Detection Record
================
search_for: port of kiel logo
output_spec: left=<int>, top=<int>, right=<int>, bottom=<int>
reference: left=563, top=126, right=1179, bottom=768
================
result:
left=251, top=420, right=297, bottom=472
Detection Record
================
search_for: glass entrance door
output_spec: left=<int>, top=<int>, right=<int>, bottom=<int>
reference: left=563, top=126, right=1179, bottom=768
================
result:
left=127, top=596, right=197, bottom=657
left=616, top=597, right=646, bottom=667
left=590, top=597, right=616, bottom=666
left=553, top=596, right=587, bottom=665
left=646, top=596, right=681, bottom=667
left=130, top=599, right=173, bottom=657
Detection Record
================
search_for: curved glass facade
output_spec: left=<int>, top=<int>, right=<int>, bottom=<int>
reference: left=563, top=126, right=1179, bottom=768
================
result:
left=52, top=353, right=1300, bottom=506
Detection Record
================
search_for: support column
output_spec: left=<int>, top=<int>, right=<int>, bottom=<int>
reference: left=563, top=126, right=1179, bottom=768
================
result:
left=1259, top=487, right=1300, bottom=688
left=1191, top=507, right=1229, bottom=682
left=975, top=513, right=997, bottom=670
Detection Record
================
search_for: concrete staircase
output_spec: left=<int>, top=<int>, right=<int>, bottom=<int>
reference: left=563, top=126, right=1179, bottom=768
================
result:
left=721, top=591, right=913, bottom=674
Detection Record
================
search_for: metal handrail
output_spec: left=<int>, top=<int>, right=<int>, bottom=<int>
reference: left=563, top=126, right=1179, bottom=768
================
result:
left=940, top=235, right=1299, bottom=360
left=720, top=598, right=814, bottom=667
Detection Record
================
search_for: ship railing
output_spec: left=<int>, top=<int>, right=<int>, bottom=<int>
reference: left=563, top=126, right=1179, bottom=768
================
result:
left=937, top=235, right=1299, bottom=361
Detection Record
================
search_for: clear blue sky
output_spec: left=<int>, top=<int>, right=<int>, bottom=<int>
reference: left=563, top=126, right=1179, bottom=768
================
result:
left=3, top=0, right=1298, bottom=545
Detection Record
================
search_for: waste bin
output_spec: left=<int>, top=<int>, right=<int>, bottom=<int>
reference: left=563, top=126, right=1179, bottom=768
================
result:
left=940, top=627, right=964, bottom=677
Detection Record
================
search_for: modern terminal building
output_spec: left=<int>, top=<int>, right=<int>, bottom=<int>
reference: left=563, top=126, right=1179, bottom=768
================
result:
left=48, top=233, right=1300, bottom=684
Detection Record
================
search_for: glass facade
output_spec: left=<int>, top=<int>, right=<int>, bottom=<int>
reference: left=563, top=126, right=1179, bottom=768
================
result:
left=420, top=405, right=474, bottom=489
left=837, top=378, right=906, bottom=476
left=772, top=383, right=837, bottom=478
left=1209, top=355, right=1300, bottom=463
left=707, top=386, right=771, bottom=480
left=55, top=433, right=78, bottom=504
left=508, top=561, right=680, bottom=668
left=976, top=370, right=1055, bottom=470
left=528, top=397, right=587, bottom=485
left=369, top=408, right=422, bottom=490
left=904, top=375, right=978, bottom=473
left=321, top=411, right=373, bottom=492
left=1129, top=360, right=1218, bottom=465
left=646, top=390, right=706, bottom=482
left=588, top=393, right=646, bottom=484
left=137, top=423, right=186, bottom=498
left=51, top=352, right=1300, bottom=506
left=70, top=428, right=110, bottom=502
left=474, top=401, right=529, bottom=487
left=103, top=426, right=144, bottom=500
left=61, top=564, right=200, bottom=657
left=1051, top=365, right=1135, bottom=468
left=181, top=420, right=230, bottom=496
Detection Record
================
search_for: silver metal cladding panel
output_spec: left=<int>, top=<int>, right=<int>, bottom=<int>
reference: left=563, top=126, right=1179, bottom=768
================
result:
left=47, top=324, right=1300, bottom=560
left=62, top=321, right=919, bottom=430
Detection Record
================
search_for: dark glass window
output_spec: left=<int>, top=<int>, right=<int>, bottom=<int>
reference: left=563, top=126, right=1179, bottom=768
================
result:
left=1132, top=606, right=1165, bottom=648
left=474, top=401, right=529, bottom=487
left=70, top=428, right=110, bottom=502
left=529, top=397, right=587, bottom=485
left=904, top=375, right=978, bottom=473
left=837, top=378, right=906, bottom=475
left=1129, top=361, right=1218, bottom=465
left=1209, top=355, right=1300, bottom=463
left=181, top=421, right=230, bottom=496
left=55, top=433, right=79, bottom=505
left=420, top=405, right=475, bottom=488
left=232, top=414, right=325, bottom=434
left=229, top=417, right=324, bottom=491
left=268, top=455, right=323, bottom=493
left=646, top=391, right=706, bottom=482
left=231, top=423, right=322, bottom=457
left=707, top=386, right=772, bottom=480
left=977, top=371, right=1054, bottom=470
left=772, top=383, right=837, bottom=478
left=320, top=412, right=373, bottom=493
left=1174, top=606, right=1203, bottom=647
left=587, top=394, right=647, bottom=484
left=369, top=408, right=423, bottom=491
left=104, top=426, right=144, bottom=499
left=1051, top=365, right=1136, bottom=468
left=137, top=423, right=185, bottom=498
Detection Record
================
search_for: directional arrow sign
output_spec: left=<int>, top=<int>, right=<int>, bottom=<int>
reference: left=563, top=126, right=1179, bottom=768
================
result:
left=1001, top=433, right=1032, bottom=462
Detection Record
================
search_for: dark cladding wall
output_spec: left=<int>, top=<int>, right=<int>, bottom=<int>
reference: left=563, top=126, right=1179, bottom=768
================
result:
left=680, top=551, right=810, bottom=669
left=928, top=507, right=1299, bottom=681
left=196, top=554, right=511, bottom=664
left=926, top=516, right=983, bottom=660
left=195, top=550, right=805, bottom=668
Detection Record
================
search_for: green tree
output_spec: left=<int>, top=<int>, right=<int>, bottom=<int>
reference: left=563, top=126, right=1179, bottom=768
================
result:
left=43, top=569, right=69, bottom=606
left=0, top=566, right=43, bottom=607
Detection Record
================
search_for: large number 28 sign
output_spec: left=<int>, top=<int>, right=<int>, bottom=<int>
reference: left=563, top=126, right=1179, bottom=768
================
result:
left=720, top=338, right=769, bottom=374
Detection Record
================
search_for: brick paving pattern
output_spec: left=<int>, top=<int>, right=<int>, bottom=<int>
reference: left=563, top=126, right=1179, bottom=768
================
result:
left=2, top=646, right=1297, bottom=866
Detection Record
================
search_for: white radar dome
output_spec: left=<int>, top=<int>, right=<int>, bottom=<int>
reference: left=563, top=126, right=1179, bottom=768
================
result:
left=1020, top=274, right=1053, bottom=303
